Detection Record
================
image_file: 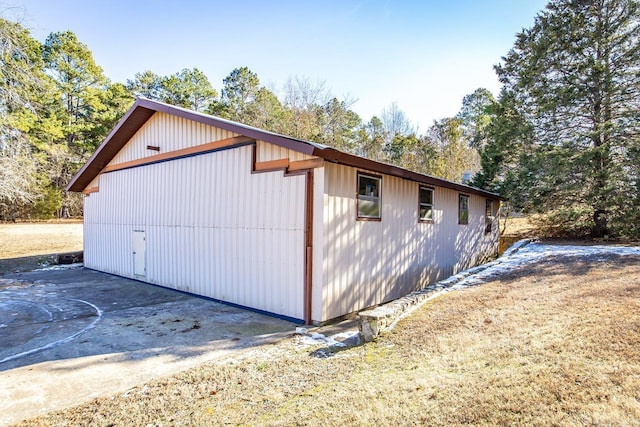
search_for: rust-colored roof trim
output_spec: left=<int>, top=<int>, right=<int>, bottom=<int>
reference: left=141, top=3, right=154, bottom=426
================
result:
left=67, top=98, right=503, bottom=201
left=66, top=100, right=156, bottom=192
left=314, top=147, right=501, bottom=200
left=66, top=98, right=318, bottom=192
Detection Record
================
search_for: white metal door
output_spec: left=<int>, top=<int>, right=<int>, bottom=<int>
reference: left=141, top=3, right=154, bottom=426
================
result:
left=132, top=230, right=146, bottom=277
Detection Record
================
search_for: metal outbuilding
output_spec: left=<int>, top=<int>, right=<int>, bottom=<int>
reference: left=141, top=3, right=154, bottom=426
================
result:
left=67, top=98, right=502, bottom=324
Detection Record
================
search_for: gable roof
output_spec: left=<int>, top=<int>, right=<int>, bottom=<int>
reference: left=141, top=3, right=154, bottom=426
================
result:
left=67, top=98, right=502, bottom=200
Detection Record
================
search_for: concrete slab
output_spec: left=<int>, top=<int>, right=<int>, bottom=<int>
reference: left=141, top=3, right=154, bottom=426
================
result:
left=0, top=268, right=295, bottom=426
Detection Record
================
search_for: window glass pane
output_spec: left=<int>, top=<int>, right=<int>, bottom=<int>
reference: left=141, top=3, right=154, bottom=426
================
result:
left=357, top=174, right=381, bottom=219
left=485, top=200, right=493, bottom=233
left=419, top=187, right=434, bottom=222
left=459, top=194, right=469, bottom=224
left=485, top=200, right=492, bottom=217
left=460, top=195, right=468, bottom=210
left=419, top=187, right=432, bottom=204
left=358, top=176, right=379, bottom=197
left=420, top=206, right=433, bottom=220
left=358, top=198, right=380, bottom=217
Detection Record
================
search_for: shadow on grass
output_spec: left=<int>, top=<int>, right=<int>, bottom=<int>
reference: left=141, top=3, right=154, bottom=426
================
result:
left=0, top=252, right=83, bottom=275
left=496, top=252, right=640, bottom=283
left=0, top=254, right=60, bottom=275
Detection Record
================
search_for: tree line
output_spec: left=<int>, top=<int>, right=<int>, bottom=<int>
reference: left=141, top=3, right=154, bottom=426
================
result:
left=0, top=17, right=480, bottom=221
left=2, top=0, right=639, bottom=238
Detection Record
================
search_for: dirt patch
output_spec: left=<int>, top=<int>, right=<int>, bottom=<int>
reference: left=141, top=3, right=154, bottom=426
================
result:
left=17, top=252, right=640, bottom=426
left=0, top=222, right=82, bottom=273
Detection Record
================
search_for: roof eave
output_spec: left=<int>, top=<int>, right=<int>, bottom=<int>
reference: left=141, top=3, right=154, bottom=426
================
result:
left=313, top=147, right=504, bottom=201
left=67, top=98, right=321, bottom=193
left=66, top=99, right=156, bottom=192
left=67, top=97, right=504, bottom=201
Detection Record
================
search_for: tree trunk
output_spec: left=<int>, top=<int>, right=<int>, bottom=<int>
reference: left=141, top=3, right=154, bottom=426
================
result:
left=593, top=209, right=608, bottom=238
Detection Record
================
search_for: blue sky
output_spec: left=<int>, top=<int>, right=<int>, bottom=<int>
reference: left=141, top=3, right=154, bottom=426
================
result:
left=8, top=0, right=548, bottom=131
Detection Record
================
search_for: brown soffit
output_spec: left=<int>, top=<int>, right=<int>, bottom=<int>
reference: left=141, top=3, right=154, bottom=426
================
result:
left=66, top=98, right=503, bottom=201
left=66, top=102, right=155, bottom=192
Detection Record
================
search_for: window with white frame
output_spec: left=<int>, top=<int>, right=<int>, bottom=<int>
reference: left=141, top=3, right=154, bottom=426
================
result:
left=357, top=173, right=381, bottom=220
left=419, top=186, right=434, bottom=222
left=458, top=194, right=469, bottom=225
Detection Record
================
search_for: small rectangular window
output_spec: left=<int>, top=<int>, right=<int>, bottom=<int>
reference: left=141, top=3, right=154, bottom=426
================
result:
left=357, top=173, right=381, bottom=220
left=459, top=194, right=469, bottom=225
left=419, top=186, right=434, bottom=222
left=485, top=199, right=494, bottom=233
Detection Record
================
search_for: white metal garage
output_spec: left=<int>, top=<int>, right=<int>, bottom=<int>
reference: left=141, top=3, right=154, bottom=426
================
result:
left=68, top=98, right=502, bottom=324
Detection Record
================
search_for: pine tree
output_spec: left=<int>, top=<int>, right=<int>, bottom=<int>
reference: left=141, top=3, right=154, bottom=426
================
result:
left=493, top=0, right=640, bottom=237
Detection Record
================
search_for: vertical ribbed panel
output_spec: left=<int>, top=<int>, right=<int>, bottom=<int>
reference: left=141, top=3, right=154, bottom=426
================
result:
left=311, top=167, right=325, bottom=322
left=84, top=144, right=306, bottom=320
left=86, top=175, right=100, bottom=189
left=110, top=112, right=239, bottom=165
left=256, top=140, right=312, bottom=162
left=321, top=163, right=499, bottom=321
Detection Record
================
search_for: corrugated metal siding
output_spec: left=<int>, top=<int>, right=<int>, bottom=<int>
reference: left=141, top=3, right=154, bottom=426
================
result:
left=86, top=175, right=100, bottom=189
left=256, top=139, right=313, bottom=162
left=84, top=144, right=306, bottom=320
left=110, top=112, right=240, bottom=165
left=321, top=162, right=498, bottom=321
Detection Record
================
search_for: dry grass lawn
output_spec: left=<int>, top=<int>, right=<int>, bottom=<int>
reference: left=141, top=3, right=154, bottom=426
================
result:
left=501, top=216, right=536, bottom=237
left=499, top=216, right=537, bottom=254
left=0, top=221, right=83, bottom=259
left=17, top=251, right=640, bottom=426
left=0, top=221, right=82, bottom=273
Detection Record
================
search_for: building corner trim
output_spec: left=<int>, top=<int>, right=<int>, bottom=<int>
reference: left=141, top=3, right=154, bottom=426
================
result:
left=304, top=169, right=314, bottom=324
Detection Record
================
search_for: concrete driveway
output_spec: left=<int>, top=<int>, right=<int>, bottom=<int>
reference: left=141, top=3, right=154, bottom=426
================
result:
left=0, top=268, right=295, bottom=425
